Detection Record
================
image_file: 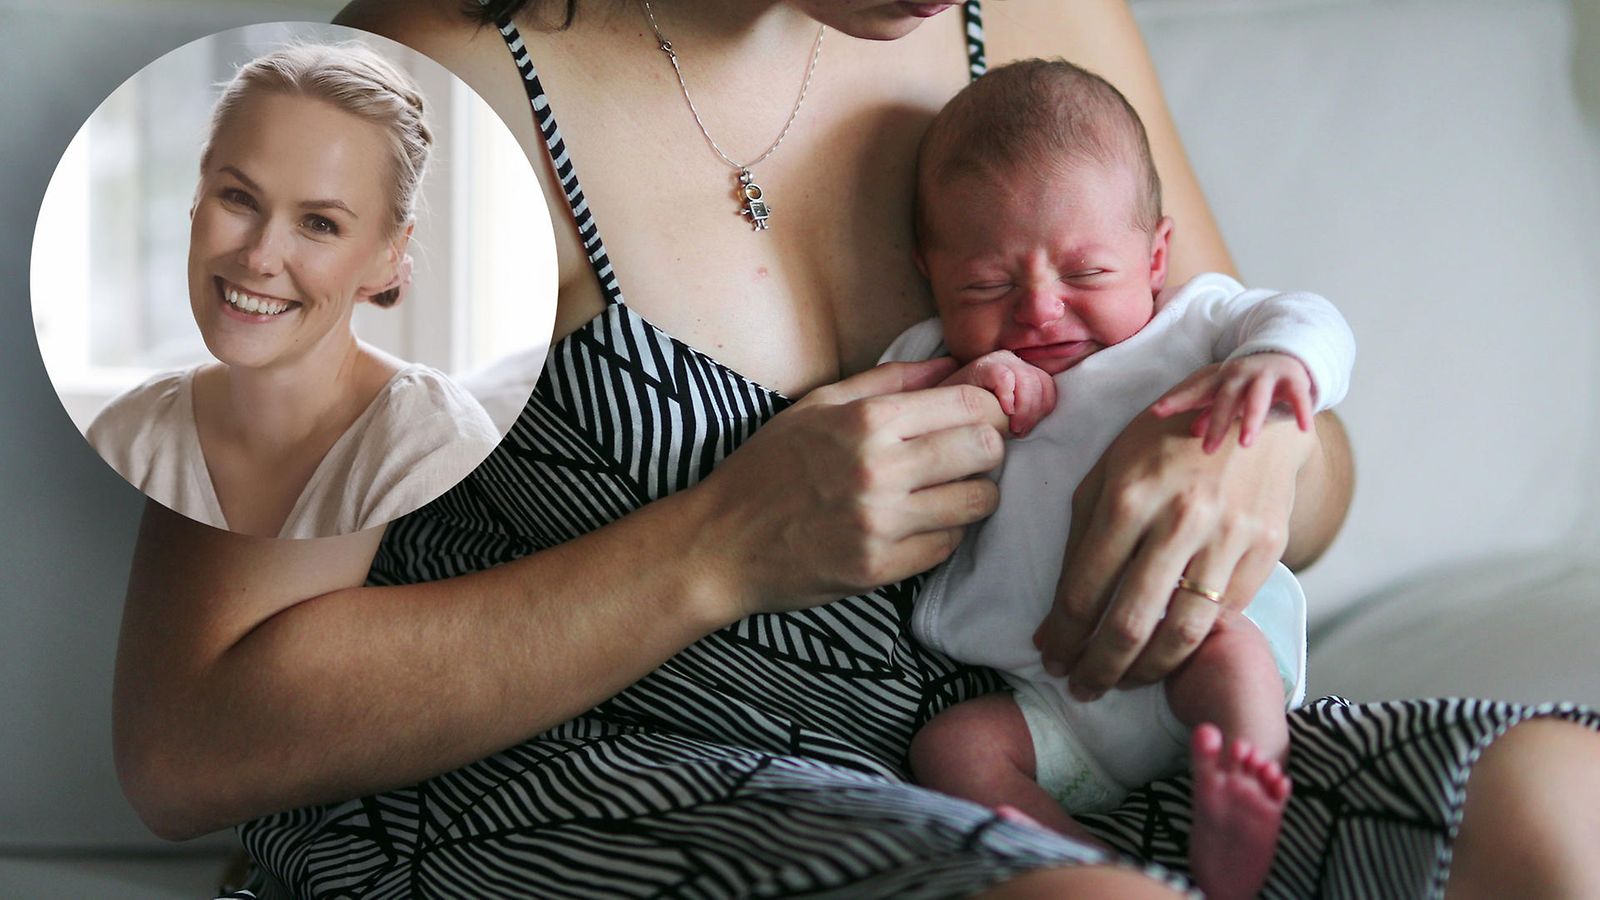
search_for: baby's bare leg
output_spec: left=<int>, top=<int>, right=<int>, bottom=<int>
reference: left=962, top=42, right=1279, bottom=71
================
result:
left=910, top=692, right=1101, bottom=846
left=1165, top=618, right=1291, bottom=900
left=1164, top=615, right=1288, bottom=760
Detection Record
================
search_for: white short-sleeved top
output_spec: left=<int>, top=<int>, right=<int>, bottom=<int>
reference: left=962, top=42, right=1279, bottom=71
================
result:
left=86, top=363, right=502, bottom=538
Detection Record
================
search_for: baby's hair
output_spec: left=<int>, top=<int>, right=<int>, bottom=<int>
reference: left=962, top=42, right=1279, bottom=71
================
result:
left=201, top=42, right=433, bottom=308
left=916, top=58, right=1163, bottom=246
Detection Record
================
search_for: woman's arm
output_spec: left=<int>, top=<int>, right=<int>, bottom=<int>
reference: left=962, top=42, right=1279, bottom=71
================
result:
left=986, top=1, right=1356, bottom=694
left=115, top=492, right=728, bottom=840
left=114, top=361, right=1007, bottom=840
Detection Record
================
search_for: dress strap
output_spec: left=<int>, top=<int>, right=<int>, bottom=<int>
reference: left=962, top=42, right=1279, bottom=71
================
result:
left=489, top=12, right=627, bottom=309
left=962, top=1, right=987, bottom=80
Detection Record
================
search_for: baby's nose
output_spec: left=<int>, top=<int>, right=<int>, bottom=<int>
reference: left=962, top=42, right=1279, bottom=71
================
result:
left=1014, top=286, right=1065, bottom=327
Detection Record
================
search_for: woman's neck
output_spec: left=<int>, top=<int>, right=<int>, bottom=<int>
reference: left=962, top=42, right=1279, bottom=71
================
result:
left=604, top=0, right=820, bottom=55
left=209, top=337, right=388, bottom=458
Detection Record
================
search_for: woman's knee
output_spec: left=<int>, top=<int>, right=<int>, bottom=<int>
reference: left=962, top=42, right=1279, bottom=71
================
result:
left=1466, top=717, right=1600, bottom=803
left=1446, top=718, right=1600, bottom=899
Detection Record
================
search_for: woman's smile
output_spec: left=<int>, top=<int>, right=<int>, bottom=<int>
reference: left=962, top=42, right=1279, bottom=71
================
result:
left=215, top=276, right=300, bottom=320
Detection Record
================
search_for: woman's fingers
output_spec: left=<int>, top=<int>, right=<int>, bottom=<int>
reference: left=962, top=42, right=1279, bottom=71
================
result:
left=888, top=527, right=970, bottom=581
left=901, top=477, right=1000, bottom=534
left=1036, top=472, right=1143, bottom=677
left=1221, top=544, right=1280, bottom=620
left=869, top=383, right=1009, bottom=442
left=1122, top=543, right=1276, bottom=687
left=701, top=364, right=1016, bottom=611
left=892, top=419, right=1005, bottom=490
left=804, top=358, right=961, bottom=408
left=1063, top=494, right=1212, bottom=700
left=1123, top=589, right=1226, bottom=688
left=1121, top=539, right=1242, bottom=686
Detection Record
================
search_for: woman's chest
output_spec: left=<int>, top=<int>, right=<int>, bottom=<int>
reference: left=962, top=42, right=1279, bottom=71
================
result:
left=517, top=19, right=969, bottom=396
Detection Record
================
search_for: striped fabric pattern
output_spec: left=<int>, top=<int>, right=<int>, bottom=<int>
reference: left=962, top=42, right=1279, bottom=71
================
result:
left=227, top=4, right=1600, bottom=897
left=963, top=0, right=987, bottom=79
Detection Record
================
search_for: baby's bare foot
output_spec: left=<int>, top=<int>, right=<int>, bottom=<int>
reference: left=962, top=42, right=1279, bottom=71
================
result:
left=1189, top=723, right=1291, bottom=900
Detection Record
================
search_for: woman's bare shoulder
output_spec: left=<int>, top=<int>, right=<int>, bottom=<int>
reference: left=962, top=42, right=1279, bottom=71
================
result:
left=982, top=0, right=1147, bottom=73
left=335, top=0, right=509, bottom=90
left=336, top=0, right=473, bottom=46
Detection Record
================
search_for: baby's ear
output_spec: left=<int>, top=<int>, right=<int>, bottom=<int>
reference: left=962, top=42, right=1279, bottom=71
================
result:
left=1148, top=216, right=1174, bottom=295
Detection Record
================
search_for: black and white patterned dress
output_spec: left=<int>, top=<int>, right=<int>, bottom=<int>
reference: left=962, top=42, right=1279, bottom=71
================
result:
left=229, top=4, right=1599, bottom=897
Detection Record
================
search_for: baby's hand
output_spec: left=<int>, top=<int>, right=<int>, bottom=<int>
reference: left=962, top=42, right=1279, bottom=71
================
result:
left=1149, top=353, right=1314, bottom=453
left=941, top=350, right=1058, bottom=437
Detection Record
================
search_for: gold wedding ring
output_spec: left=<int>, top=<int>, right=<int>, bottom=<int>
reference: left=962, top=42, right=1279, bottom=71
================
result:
left=1175, top=577, right=1225, bottom=604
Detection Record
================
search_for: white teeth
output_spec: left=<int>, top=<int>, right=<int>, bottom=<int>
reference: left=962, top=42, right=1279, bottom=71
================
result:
left=224, top=285, right=290, bottom=316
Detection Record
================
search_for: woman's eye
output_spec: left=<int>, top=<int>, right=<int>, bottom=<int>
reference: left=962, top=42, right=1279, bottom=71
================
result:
left=303, top=215, right=339, bottom=236
left=220, top=188, right=254, bottom=207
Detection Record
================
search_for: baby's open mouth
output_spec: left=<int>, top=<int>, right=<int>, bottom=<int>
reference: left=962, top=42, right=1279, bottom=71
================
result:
left=217, top=277, right=298, bottom=317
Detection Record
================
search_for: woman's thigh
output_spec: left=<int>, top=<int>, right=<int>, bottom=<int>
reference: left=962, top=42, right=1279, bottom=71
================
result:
left=975, top=865, right=1185, bottom=900
left=1444, top=718, right=1600, bottom=899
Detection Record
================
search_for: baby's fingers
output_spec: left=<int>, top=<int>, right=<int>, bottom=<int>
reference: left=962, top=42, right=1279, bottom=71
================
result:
left=1284, top=381, right=1314, bottom=431
left=1203, top=381, right=1245, bottom=452
left=1151, top=366, right=1222, bottom=418
left=1010, top=371, right=1058, bottom=437
left=1239, top=376, right=1276, bottom=447
left=982, top=366, right=1018, bottom=416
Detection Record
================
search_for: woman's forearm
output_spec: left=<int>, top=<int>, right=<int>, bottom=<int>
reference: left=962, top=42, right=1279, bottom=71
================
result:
left=1283, top=409, right=1355, bottom=571
left=114, top=488, right=738, bottom=841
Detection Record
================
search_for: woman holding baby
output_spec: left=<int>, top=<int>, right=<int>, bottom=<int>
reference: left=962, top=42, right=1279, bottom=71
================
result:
left=113, top=2, right=1600, bottom=897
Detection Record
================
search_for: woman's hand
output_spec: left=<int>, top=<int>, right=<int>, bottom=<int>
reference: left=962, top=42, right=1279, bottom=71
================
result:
left=692, top=358, right=1010, bottom=620
left=1031, top=393, right=1319, bottom=701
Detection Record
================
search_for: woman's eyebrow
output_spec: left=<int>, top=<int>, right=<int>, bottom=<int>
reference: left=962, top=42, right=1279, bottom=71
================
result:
left=219, top=165, right=261, bottom=192
left=218, top=165, right=357, bottom=218
left=300, top=198, right=358, bottom=218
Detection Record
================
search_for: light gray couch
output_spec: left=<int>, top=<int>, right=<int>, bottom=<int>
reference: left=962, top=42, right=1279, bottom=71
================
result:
left=3, top=0, right=1596, bottom=895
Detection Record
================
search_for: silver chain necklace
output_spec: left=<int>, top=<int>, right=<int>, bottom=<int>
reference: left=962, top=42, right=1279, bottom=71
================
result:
left=641, top=0, right=825, bottom=232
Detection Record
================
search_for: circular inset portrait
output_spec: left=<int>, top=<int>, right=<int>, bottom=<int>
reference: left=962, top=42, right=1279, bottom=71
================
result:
left=31, top=23, right=555, bottom=539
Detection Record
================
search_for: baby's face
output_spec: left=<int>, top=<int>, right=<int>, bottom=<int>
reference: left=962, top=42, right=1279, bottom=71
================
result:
left=918, top=162, right=1170, bottom=376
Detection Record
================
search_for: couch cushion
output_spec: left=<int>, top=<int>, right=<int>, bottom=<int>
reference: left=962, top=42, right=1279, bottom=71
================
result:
left=1308, top=552, right=1600, bottom=706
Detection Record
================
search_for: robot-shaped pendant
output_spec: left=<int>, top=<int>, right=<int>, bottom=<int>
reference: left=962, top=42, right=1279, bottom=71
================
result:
left=738, top=169, right=772, bottom=231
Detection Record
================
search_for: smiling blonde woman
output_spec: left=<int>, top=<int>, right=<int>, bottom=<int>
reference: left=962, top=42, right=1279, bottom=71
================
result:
left=87, top=43, right=499, bottom=539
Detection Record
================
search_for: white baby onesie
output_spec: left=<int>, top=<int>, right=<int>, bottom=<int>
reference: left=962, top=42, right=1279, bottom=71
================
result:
left=883, top=272, right=1355, bottom=811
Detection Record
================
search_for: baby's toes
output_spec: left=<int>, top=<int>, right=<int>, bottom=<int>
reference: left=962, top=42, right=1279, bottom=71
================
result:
left=1228, top=738, right=1252, bottom=772
left=1191, top=723, right=1224, bottom=762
